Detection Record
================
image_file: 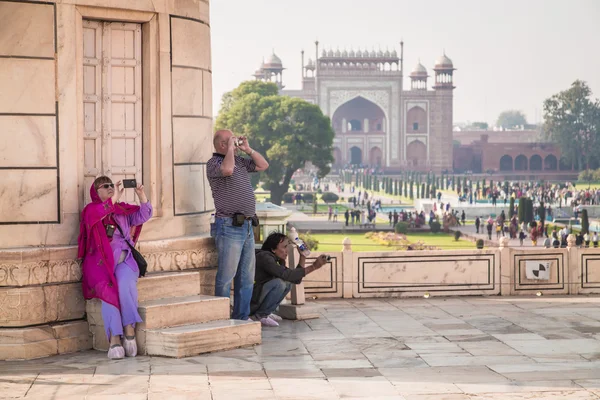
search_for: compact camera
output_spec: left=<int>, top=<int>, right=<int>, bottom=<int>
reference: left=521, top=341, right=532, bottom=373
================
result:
left=233, top=138, right=243, bottom=147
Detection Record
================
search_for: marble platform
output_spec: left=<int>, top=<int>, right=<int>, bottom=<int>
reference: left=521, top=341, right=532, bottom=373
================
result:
left=4, top=296, right=600, bottom=399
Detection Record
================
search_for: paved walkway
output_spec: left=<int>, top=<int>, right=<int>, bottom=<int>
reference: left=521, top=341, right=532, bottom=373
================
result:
left=5, top=297, right=600, bottom=399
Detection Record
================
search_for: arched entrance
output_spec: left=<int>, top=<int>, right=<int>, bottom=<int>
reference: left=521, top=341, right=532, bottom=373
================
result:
left=332, top=148, right=342, bottom=166
left=406, top=140, right=427, bottom=168
left=349, top=146, right=362, bottom=165
left=544, top=155, right=557, bottom=170
left=369, top=147, right=383, bottom=166
left=530, top=155, right=542, bottom=171
left=499, top=155, right=513, bottom=171
left=332, top=96, right=386, bottom=135
left=515, top=155, right=528, bottom=171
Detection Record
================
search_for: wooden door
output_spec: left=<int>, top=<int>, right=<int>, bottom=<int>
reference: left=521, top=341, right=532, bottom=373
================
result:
left=83, top=20, right=142, bottom=204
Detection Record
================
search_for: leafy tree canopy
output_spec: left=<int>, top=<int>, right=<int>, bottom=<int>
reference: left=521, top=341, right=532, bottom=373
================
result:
left=543, top=80, right=600, bottom=169
left=216, top=81, right=334, bottom=205
left=497, top=110, right=527, bottom=129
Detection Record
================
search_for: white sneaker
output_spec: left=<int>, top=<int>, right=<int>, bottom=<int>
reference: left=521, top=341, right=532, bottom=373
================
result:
left=268, top=313, right=283, bottom=322
left=107, top=344, right=125, bottom=360
left=123, top=337, right=137, bottom=357
left=259, top=316, right=279, bottom=327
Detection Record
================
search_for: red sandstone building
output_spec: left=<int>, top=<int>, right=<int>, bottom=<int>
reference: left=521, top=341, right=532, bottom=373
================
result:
left=453, top=131, right=579, bottom=179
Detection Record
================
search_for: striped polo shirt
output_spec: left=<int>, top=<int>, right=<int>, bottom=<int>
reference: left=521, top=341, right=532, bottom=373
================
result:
left=206, top=153, right=257, bottom=218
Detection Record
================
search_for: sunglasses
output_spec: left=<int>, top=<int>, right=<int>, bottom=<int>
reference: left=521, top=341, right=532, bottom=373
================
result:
left=98, top=183, right=114, bottom=189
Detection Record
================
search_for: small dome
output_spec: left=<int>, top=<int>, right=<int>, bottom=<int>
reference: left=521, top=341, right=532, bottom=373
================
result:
left=264, top=52, right=282, bottom=66
left=327, top=49, right=334, bottom=57
left=307, top=58, right=314, bottom=66
left=349, top=49, right=355, bottom=57
left=391, top=49, right=398, bottom=58
left=377, top=49, right=383, bottom=57
left=410, top=62, right=428, bottom=77
left=435, top=53, right=453, bottom=68
left=342, top=49, right=348, bottom=57
left=384, top=49, right=391, bottom=57
left=369, top=50, right=376, bottom=57
left=321, top=49, right=326, bottom=57
left=334, top=48, right=341, bottom=57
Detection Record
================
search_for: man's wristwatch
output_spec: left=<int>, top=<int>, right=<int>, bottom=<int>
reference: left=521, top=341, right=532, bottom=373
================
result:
left=247, top=149, right=255, bottom=156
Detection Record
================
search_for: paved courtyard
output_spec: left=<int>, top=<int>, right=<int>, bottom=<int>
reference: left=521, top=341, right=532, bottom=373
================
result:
left=4, top=297, right=600, bottom=399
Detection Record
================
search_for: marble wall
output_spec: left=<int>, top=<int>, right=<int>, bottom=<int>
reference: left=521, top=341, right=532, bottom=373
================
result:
left=0, top=0, right=214, bottom=249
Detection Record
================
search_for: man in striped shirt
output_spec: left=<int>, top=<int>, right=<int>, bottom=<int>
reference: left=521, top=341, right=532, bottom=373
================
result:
left=207, top=130, right=269, bottom=320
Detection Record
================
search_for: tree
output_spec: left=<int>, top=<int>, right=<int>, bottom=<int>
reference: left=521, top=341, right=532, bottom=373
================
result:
left=509, top=197, right=515, bottom=218
left=544, top=81, right=600, bottom=170
left=518, top=197, right=526, bottom=223
left=497, top=110, right=527, bottom=129
left=582, top=209, right=590, bottom=234
left=525, top=198, right=534, bottom=224
left=472, top=121, right=489, bottom=130
left=216, top=81, right=334, bottom=205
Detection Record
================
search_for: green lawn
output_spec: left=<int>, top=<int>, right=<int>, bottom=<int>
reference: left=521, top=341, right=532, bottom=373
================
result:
left=312, top=232, right=474, bottom=252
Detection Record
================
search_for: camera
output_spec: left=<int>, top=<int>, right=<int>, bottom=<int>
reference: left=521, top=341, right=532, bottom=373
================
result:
left=123, top=179, right=137, bottom=189
left=233, top=138, right=243, bottom=147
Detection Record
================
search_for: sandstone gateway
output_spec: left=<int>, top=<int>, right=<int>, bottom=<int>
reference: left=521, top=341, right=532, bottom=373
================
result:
left=252, top=45, right=456, bottom=172
left=0, top=0, right=261, bottom=360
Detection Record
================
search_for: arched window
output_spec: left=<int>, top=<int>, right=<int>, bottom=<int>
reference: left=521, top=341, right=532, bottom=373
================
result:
left=530, top=155, right=542, bottom=171
left=515, top=155, right=528, bottom=171
left=349, top=120, right=362, bottom=131
left=544, top=155, right=558, bottom=170
left=499, top=155, right=513, bottom=171
left=406, top=106, right=427, bottom=133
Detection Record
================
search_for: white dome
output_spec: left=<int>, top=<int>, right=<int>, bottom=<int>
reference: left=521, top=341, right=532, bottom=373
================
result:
left=264, top=53, right=282, bottom=66
left=410, top=62, right=428, bottom=76
left=435, top=53, right=453, bottom=68
left=391, top=49, right=398, bottom=57
left=342, top=49, right=348, bottom=57
left=327, top=49, right=334, bottom=57
left=349, top=49, right=355, bottom=57
left=321, top=49, right=326, bottom=57
left=334, top=48, right=341, bottom=57
left=369, top=50, right=376, bottom=57
left=384, top=49, right=391, bottom=57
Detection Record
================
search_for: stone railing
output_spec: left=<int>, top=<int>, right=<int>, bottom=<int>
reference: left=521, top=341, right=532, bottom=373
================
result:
left=293, top=235, right=600, bottom=299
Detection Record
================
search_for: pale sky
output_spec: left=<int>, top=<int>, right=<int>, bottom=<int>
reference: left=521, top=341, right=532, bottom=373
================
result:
left=211, top=0, right=600, bottom=125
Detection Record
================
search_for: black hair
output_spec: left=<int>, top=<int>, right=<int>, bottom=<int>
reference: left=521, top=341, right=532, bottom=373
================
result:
left=262, top=232, right=289, bottom=251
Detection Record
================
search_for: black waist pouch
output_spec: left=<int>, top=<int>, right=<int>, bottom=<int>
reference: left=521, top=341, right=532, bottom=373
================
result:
left=232, top=213, right=245, bottom=227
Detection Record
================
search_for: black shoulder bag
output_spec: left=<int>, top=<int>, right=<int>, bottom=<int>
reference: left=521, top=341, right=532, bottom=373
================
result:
left=115, top=223, right=148, bottom=277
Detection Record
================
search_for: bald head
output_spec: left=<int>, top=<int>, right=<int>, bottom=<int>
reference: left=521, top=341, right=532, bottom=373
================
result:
left=214, top=130, right=233, bottom=153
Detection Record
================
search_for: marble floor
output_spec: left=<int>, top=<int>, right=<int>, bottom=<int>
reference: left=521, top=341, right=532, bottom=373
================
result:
left=4, top=297, right=600, bottom=399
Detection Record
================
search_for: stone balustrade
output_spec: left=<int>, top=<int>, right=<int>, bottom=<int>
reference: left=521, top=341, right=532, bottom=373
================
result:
left=297, top=235, right=600, bottom=299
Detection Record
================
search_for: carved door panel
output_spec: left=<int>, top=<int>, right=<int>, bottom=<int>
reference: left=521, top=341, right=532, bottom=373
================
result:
left=82, top=20, right=142, bottom=205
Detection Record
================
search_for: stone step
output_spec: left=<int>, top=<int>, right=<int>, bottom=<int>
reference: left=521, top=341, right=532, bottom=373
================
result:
left=138, top=295, right=229, bottom=330
left=145, top=319, right=261, bottom=358
left=0, top=320, right=91, bottom=360
left=138, top=271, right=201, bottom=302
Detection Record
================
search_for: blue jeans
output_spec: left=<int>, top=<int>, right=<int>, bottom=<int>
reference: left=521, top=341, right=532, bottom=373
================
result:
left=252, top=278, right=292, bottom=318
left=214, top=217, right=256, bottom=320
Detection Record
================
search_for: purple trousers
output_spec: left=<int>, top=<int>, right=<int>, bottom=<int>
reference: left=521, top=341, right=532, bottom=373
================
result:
left=101, top=261, right=142, bottom=339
